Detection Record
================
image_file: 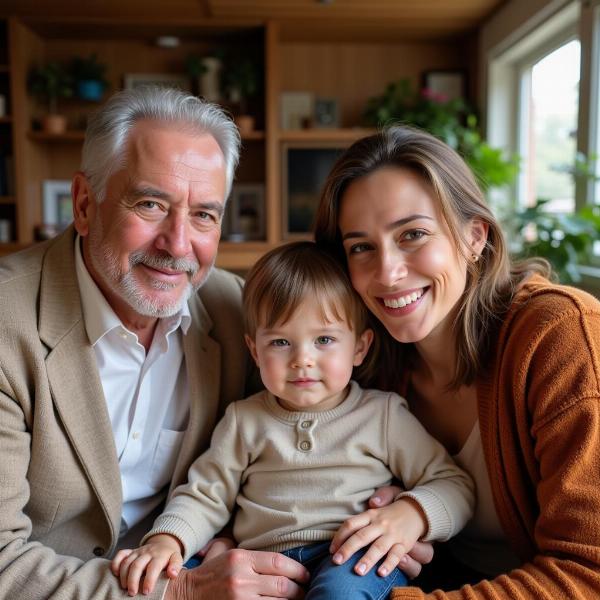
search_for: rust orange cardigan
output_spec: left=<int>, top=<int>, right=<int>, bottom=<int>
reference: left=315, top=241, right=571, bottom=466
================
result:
left=391, top=276, right=600, bottom=599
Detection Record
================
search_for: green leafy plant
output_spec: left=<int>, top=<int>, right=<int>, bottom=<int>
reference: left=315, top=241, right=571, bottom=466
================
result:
left=512, top=155, right=600, bottom=284
left=69, top=53, right=108, bottom=85
left=363, top=78, right=518, bottom=191
left=220, top=52, right=261, bottom=115
left=28, top=61, right=73, bottom=114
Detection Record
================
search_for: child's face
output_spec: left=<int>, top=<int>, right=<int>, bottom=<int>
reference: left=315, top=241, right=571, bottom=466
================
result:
left=245, top=296, right=373, bottom=412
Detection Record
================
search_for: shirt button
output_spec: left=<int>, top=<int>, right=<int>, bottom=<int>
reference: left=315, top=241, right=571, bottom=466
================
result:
left=119, top=331, right=127, bottom=339
left=300, top=420, right=312, bottom=429
left=132, top=431, right=140, bottom=440
left=93, top=546, right=105, bottom=557
left=299, top=440, right=312, bottom=451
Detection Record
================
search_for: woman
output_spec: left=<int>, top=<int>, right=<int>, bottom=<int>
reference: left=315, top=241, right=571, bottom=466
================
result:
left=315, top=126, right=600, bottom=598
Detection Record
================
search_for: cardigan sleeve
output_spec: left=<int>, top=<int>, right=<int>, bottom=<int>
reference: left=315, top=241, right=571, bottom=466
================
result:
left=142, top=401, right=249, bottom=561
left=390, top=292, right=600, bottom=600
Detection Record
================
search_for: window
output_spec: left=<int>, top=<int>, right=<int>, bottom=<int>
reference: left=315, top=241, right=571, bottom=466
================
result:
left=518, top=39, right=581, bottom=212
left=487, top=0, right=600, bottom=280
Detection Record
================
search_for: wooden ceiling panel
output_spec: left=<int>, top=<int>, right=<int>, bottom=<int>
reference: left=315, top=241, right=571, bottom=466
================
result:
left=2, top=0, right=506, bottom=40
left=206, top=0, right=504, bottom=25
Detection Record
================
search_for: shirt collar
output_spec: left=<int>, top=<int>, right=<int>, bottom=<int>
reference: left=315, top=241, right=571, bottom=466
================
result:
left=74, top=235, right=191, bottom=346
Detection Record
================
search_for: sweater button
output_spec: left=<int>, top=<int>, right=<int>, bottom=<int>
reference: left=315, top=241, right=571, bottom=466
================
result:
left=300, top=420, right=312, bottom=429
left=93, top=546, right=105, bottom=557
left=299, top=440, right=312, bottom=451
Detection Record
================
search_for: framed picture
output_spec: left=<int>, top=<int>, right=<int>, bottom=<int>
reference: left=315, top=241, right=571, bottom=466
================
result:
left=281, top=142, right=346, bottom=236
left=123, top=73, right=192, bottom=92
left=422, top=69, right=467, bottom=101
left=42, top=179, right=73, bottom=230
left=281, top=92, right=315, bottom=130
left=314, top=97, right=340, bottom=128
left=223, top=183, right=265, bottom=241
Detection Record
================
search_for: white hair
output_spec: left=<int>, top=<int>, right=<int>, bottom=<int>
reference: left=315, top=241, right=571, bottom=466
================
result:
left=81, top=86, right=240, bottom=201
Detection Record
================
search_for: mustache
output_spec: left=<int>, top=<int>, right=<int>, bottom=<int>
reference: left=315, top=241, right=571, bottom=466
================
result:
left=129, top=251, right=200, bottom=277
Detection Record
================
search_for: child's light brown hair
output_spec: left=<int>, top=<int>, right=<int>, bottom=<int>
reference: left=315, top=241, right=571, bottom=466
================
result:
left=243, top=241, right=369, bottom=340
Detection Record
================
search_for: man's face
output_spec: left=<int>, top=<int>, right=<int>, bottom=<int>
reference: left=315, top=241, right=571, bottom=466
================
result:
left=76, top=120, right=227, bottom=323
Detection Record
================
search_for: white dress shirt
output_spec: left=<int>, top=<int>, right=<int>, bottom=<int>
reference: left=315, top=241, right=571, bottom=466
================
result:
left=75, top=238, right=191, bottom=537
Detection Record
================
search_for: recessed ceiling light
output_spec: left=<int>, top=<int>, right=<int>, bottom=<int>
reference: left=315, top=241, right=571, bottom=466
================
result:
left=155, top=36, right=180, bottom=48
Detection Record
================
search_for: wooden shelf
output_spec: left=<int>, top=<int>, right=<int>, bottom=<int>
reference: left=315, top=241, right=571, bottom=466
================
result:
left=28, top=130, right=86, bottom=142
left=240, top=130, right=265, bottom=141
left=0, top=242, right=28, bottom=257
left=216, top=240, right=272, bottom=271
left=278, top=128, right=376, bottom=143
left=0, top=196, right=15, bottom=205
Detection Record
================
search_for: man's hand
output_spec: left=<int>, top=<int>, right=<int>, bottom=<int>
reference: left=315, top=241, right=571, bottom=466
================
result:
left=165, top=548, right=310, bottom=600
left=329, top=499, right=427, bottom=577
left=369, top=485, right=434, bottom=579
left=112, top=534, right=183, bottom=596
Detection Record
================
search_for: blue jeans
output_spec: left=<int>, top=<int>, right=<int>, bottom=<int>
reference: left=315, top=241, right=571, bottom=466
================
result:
left=184, top=542, right=407, bottom=599
left=281, top=541, right=407, bottom=600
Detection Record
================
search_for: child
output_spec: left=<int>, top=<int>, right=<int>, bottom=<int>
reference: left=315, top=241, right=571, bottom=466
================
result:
left=112, top=241, right=474, bottom=598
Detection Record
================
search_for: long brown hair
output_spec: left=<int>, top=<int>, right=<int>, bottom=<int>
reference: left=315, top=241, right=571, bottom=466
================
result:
left=314, top=125, right=551, bottom=391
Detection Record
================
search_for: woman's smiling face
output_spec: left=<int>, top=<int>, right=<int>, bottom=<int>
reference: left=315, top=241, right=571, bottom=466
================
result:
left=339, top=166, right=482, bottom=346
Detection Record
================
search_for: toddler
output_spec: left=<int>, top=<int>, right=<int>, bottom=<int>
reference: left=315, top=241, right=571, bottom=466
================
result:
left=112, top=241, right=474, bottom=599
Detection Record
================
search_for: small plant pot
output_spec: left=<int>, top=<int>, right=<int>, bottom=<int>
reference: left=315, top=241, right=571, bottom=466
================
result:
left=77, top=80, right=105, bottom=101
left=235, top=114, right=255, bottom=135
left=42, top=114, right=67, bottom=134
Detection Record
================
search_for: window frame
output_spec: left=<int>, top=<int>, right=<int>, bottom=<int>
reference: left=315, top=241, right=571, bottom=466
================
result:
left=486, top=0, right=600, bottom=280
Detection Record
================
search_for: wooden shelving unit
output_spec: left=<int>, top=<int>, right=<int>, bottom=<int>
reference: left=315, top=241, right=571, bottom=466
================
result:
left=2, top=15, right=472, bottom=270
left=27, top=130, right=86, bottom=142
left=0, top=18, right=17, bottom=251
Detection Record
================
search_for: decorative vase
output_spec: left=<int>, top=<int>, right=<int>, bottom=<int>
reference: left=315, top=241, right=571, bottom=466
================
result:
left=77, top=80, right=105, bottom=101
left=42, top=114, right=67, bottom=134
left=199, top=57, right=222, bottom=102
left=235, top=114, right=255, bottom=135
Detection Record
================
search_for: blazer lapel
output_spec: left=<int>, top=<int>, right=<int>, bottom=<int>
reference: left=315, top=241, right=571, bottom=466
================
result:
left=170, top=298, right=221, bottom=492
left=39, top=229, right=122, bottom=541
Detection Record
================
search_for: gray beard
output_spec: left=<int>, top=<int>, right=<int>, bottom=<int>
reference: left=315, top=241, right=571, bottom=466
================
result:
left=87, top=221, right=211, bottom=318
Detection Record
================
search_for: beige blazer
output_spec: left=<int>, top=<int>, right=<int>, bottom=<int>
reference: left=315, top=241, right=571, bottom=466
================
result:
left=0, top=228, right=252, bottom=599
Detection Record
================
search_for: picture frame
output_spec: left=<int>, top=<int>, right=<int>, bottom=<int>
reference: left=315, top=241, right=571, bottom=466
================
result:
left=123, top=73, right=192, bottom=92
left=281, top=142, right=346, bottom=237
left=314, top=97, right=340, bottom=129
left=223, top=183, right=265, bottom=241
left=422, top=69, right=467, bottom=101
left=42, top=179, right=73, bottom=230
left=280, top=91, right=315, bottom=130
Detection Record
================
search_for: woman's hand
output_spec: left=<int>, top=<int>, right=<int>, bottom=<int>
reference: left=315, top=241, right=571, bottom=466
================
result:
left=329, top=498, right=427, bottom=577
left=198, top=536, right=236, bottom=561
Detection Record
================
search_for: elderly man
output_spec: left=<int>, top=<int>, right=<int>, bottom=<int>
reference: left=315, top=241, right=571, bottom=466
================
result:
left=0, top=87, right=309, bottom=599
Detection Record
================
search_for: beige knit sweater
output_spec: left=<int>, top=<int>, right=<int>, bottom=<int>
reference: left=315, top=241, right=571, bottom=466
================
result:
left=145, top=382, right=474, bottom=560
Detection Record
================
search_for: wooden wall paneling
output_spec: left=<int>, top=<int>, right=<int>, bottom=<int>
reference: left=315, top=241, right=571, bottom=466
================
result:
left=264, top=19, right=280, bottom=246
left=280, top=40, right=465, bottom=126
left=10, top=18, right=47, bottom=243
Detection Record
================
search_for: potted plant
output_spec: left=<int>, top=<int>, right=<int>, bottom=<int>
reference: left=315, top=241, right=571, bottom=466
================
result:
left=69, top=53, right=108, bottom=101
left=363, top=78, right=518, bottom=192
left=28, top=61, right=73, bottom=134
left=512, top=155, right=600, bottom=283
left=221, top=54, right=261, bottom=134
left=185, top=53, right=222, bottom=102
